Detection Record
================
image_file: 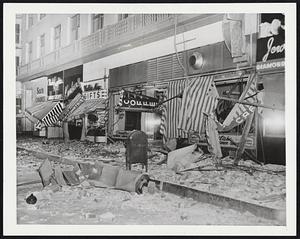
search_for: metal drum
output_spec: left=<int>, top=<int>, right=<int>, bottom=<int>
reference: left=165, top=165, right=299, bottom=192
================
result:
left=125, top=130, right=148, bottom=172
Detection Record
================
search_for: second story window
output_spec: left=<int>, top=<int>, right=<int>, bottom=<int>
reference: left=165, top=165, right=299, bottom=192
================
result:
left=54, top=24, right=61, bottom=49
left=40, top=14, right=46, bottom=20
left=28, top=41, right=33, bottom=62
left=71, top=14, right=80, bottom=41
left=28, top=14, right=34, bottom=28
left=15, top=24, right=20, bottom=44
left=40, top=34, right=45, bottom=56
left=92, top=14, right=104, bottom=33
left=118, top=14, right=129, bottom=21
left=16, top=56, right=20, bottom=75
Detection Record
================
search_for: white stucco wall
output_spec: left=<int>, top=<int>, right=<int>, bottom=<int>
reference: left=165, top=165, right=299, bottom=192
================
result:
left=83, top=21, right=224, bottom=82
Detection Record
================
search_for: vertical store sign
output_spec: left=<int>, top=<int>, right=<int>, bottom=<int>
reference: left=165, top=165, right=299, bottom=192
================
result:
left=48, top=71, right=64, bottom=100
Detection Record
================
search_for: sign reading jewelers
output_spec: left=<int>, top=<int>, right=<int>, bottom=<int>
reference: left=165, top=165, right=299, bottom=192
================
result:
left=118, top=90, right=158, bottom=109
left=256, top=34, right=285, bottom=71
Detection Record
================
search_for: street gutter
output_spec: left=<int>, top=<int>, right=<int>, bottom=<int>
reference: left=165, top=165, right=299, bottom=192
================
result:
left=17, top=146, right=286, bottom=223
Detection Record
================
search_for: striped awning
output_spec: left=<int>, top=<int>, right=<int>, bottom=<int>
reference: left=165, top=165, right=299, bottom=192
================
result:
left=67, top=98, right=106, bottom=121
left=25, top=101, right=64, bottom=129
left=59, top=93, right=85, bottom=121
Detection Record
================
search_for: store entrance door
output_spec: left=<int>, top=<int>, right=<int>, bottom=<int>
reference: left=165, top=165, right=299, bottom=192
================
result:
left=125, top=111, right=141, bottom=131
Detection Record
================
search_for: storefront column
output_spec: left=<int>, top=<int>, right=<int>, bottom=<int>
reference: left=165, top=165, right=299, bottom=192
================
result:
left=80, top=114, right=87, bottom=141
left=63, top=121, right=69, bottom=143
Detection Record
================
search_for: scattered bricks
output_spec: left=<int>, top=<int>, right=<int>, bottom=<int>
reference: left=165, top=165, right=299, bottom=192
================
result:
left=84, top=213, right=97, bottom=219
left=80, top=180, right=91, bottom=187
left=148, top=181, right=156, bottom=194
left=54, top=166, right=67, bottom=186
left=44, top=183, right=61, bottom=193
left=142, top=186, right=148, bottom=194
left=180, top=212, right=189, bottom=221
left=62, top=170, right=80, bottom=186
left=99, top=212, right=115, bottom=221
left=38, top=159, right=54, bottom=187
left=88, top=161, right=104, bottom=180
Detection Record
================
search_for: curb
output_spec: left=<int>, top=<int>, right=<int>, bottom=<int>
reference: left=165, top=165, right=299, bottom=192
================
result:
left=150, top=178, right=285, bottom=222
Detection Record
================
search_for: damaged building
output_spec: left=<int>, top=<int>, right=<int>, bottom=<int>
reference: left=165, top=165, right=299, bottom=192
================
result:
left=16, top=13, right=285, bottom=165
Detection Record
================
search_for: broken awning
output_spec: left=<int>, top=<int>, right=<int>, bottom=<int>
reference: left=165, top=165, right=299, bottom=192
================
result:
left=25, top=101, right=64, bottom=129
left=67, top=98, right=106, bottom=121
left=59, top=93, right=85, bottom=121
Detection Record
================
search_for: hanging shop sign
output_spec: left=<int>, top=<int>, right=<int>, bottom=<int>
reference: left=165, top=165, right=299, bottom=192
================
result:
left=82, top=79, right=108, bottom=100
left=118, top=90, right=158, bottom=109
left=24, top=77, right=48, bottom=103
left=48, top=72, right=64, bottom=100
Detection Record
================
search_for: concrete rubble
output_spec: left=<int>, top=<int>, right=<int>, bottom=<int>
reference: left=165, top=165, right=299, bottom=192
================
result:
left=17, top=136, right=286, bottom=224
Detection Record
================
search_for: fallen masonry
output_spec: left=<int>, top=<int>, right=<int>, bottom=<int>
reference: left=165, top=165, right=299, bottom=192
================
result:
left=17, top=145, right=285, bottom=223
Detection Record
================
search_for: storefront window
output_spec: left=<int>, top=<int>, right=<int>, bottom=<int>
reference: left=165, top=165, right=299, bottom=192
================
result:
left=125, top=111, right=141, bottom=131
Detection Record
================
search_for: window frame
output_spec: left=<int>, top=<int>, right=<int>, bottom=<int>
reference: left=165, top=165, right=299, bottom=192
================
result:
left=40, top=33, right=45, bottom=56
left=40, top=14, right=46, bottom=20
left=71, top=14, right=80, bottom=41
left=28, top=41, right=33, bottom=61
left=15, top=23, right=20, bottom=44
left=54, top=24, right=61, bottom=49
left=92, top=14, right=104, bottom=33
left=28, top=14, right=34, bottom=28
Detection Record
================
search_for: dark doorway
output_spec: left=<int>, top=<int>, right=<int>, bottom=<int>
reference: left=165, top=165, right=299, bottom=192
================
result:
left=125, top=111, right=141, bottom=131
left=68, top=122, right=82, bottom=140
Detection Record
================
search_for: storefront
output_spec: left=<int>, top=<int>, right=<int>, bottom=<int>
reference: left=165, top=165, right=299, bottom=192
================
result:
left=25, top=101, right=64, bottom=138
left=255, top=13, right=285, bottom=164
left=65, top=79, right=108, bottom=142
left=108, top=41, right=256, bottom=148
left=21, top=76, right=48, bottom=133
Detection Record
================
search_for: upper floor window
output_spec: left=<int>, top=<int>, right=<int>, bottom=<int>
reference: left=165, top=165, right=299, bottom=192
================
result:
left=40, top=14, right=46, bottom=20
left=118, top=14, right=129, bottom=21
left=28, top=14, right=34, bottom=28
left=15, top=24, right=20, bottom=44
left=54, top=24, right=61, bottom=49
left=28, top=41, right=33, bottom=62
left=40, top=34, right=45, bottom=56
left=92, top=14, right=104, bottom=33
left=71, top=14, right=80, bottom=41
left=16, top=56, right=20, bottom=75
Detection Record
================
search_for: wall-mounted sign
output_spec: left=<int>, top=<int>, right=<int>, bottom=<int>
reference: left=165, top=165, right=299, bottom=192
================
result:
left=190, top=133, right=256, bottom=149
left=256, top=35, right=285, bottom=63
left=257, top=14, right=285, bottom=72
left=83, top=90, right=108, bottom=100
left=118, top=90, right=158, bottom=109
left=256, top=58, right=285, bottom=71
left=82, top=79, right=108, bottom=100
left=48, top=71, right=64, bottom=100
